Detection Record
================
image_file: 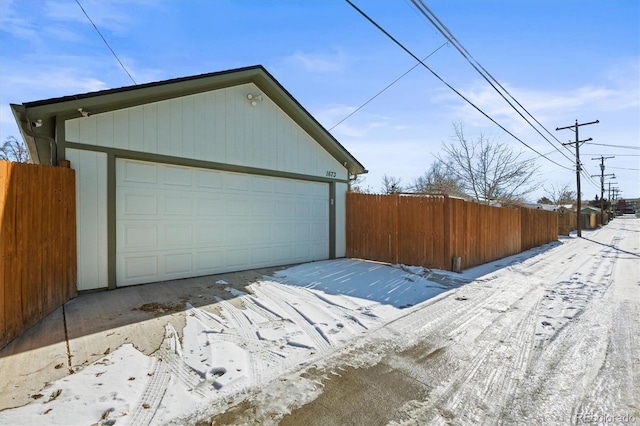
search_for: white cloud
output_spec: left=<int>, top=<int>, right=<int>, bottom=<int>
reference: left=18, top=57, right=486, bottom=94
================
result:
left=434, top=74, right=640, bottom=135
left=285, top=48, right=348, bottom=73
left=0, top=0, right=41, bottom=45
left=44, top=0, right=133, bottom=35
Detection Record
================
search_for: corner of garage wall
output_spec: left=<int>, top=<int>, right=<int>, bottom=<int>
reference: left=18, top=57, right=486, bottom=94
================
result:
left=66, top=148, right=109, bottom=290
left=334, top=182, right=348, bottom=257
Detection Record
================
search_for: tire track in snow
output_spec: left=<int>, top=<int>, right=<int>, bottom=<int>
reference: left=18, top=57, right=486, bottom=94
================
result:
left=156, top=324, right=208, bottom=398
left=252, top=284, right=332, bottom=352
left=129, top=357, right=171, bottom=426
left=503, top=225, right=629, bottom=423
left=215, top=300, right=267, bottom=386
left=389, top=293, right=541, bottom=425
left=266, top=282, right=373, bottom=332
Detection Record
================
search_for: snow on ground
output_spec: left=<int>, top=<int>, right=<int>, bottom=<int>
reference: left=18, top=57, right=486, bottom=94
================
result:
left=2, top=217, right=637, bottom=426
left=0, top=257, right=450, bottom=426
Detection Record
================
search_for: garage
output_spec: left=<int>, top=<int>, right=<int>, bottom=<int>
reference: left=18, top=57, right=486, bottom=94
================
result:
left=12, top=65, right=366, bottom=291
left=116, top=159, right=329, bottom=286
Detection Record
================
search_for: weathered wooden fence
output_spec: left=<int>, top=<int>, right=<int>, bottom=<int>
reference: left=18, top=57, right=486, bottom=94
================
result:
left=520, top=207, right=559, bottom=251
left=558, top=210, right=576, bottom=236
left=1, top=161, right=77, bottom=349
left=347, top=193, right=559, bottom=271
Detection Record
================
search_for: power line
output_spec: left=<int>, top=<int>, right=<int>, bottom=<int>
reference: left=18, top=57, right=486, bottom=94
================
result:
left=344, top=0, right=574, bottom=171
left=583, top=154, right=640, bottom=157
left=608, top=166, right=640, bottom=171
left=408, top=0, right=575, bottom=166
left=329, top=41, right=448, bottom=130
left=584, top=142, right=640, bottom=150
left=75, top=0, right=136, bottom=85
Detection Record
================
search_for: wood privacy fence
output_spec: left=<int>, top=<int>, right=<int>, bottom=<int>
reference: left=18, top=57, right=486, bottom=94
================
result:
left=558, top=210, right=577, bottom=236
left=346, top=193, right=559, bottom=271
left=1, top=161, right=77, bottom=349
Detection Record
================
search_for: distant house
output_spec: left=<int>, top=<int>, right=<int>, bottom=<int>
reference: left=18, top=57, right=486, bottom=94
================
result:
left=580, top=206, right=601, bottom=228
left=524, top=203, right=560, bottom=211
left=12, top=65, right=366, bottom=291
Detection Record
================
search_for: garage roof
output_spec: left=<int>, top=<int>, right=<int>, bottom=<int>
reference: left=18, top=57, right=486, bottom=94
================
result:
left=11, top=65, right=367, bottom=176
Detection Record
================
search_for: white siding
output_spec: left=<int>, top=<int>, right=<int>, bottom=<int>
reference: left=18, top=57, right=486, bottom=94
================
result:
left=335, top=182, right=348, bottom=257
left=65, top=83, right=347, bottom=180
left=66, top=149, right=108, bottom=290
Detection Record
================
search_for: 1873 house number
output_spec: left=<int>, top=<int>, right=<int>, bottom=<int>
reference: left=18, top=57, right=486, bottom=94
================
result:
left=326, top=171, right=337, bottom=177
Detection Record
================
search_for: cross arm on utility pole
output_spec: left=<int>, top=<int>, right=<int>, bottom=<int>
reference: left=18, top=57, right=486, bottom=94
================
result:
left=556, top=119, right=600, bottom=131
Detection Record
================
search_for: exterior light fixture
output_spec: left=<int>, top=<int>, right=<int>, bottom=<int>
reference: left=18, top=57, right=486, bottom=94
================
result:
left=247, top=93, right=263, bottom=106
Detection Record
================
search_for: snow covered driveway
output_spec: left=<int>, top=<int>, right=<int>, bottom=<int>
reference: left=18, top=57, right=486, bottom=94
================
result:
left=1, top=216, right=638, bottom=425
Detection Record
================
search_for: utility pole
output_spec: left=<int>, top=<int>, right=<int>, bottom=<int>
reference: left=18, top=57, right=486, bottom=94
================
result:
left=607, top=180, right=617, bottom=217
left=556, top=119, right=599, bottom=237
left=591, top=155, right=615, bottom=225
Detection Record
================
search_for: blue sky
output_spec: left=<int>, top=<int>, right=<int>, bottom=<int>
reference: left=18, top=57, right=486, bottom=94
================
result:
left=1, top=0, right=638, bottom=201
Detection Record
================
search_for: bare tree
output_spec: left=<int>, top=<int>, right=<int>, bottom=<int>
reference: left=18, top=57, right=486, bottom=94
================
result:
left=409, top=160, right=466, bottom=197
left=1, top=136, right=30, bottom=163
left=542, top=183, right=576, bottom=206
left=349, top=174, right=372, bottom=193
left=381, top=174, right=402, bottom=194
left=437, top=124, right=540, bottom=204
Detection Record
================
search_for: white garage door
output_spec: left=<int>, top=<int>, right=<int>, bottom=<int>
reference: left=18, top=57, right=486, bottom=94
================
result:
left=116, top=159, right=329, bottom=286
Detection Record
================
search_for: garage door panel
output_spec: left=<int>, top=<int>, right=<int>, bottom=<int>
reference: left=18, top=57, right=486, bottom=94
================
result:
left=121, top=159, right=157, bottom=184
left=274, top=223, right=293, bottom=241
left=310, top=201, right=329, bottom=217
left=117, top=159, right=329, bottom=286
left=311, top=242, right=329, bottom=258
left=196, top=196, right=224, bottom=216
left=163, top=194, right=193, bottom=216
left=164, top=253, right=193, bottom=274
left=275, top=200, right=294, bottom=217
left=224, top=198, right=250, bottom=216
left=226, top=173, right=251, bottom=191
left=226, top=248, right=250, bottom=267
left=161, top=165, right=192, bottom=187
left=251, top=247, right=272, bottom=264
left=252, top=199, right=273, bottom=216
left=120, top=224, right=158, bottom=249
left=252, top=175, right=273, bottom=193
left=122, top=255, right=158, bottom=280
left=252, top=223, right=272, bottom=243
left=121, top=192, right=158, bottom=215
left=197, top=224, right=225, bottom=244
left=196, top=169, right=224, bottom=189
left=274, top=246, right=292, bottom=262
left=197, top=250, right=224, bottom=271
left=293, top=244, right=311, bottom=260
left=164, top=224, right=193, bottom=245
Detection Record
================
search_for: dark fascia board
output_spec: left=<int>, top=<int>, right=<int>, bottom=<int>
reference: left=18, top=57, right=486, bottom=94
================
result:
left=16, top=65, right=367, bottom=175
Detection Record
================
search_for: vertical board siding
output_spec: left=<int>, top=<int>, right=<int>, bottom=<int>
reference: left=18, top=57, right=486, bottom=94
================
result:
left=64, top=83, right=347, bottom=181
left=66, top=149, right=108, bottom=291
left=346, top=193, right=558, bottom=271
left=0, top=161, right=77, bottom=350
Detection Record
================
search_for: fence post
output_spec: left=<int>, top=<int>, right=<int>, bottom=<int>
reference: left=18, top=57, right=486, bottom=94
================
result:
left=443, top=195, right=451, bottom=271
left=393, top=194, right=399, bottom=264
